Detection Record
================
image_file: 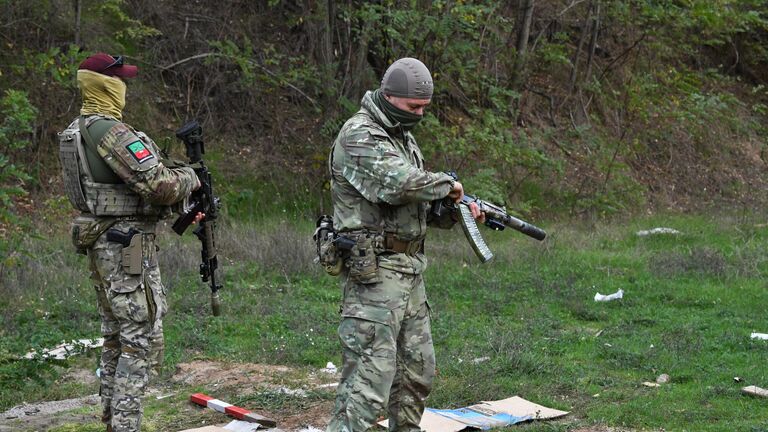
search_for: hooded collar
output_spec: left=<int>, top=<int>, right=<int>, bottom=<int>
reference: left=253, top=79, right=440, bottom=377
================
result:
left=77, top=69, right=126, bottom=120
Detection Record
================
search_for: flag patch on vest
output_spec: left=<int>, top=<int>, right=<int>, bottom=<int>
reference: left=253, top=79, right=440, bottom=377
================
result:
left=126, top=141, right=155, bottom=163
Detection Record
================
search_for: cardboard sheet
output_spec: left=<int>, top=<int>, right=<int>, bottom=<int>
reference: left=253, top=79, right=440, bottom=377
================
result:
left=379, top=395, right=568, bottom=431
left=481, top=396, right=569, bottom=420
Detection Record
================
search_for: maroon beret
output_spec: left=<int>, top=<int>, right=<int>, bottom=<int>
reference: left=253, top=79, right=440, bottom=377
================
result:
left=79, top=53, right=138, bottom=79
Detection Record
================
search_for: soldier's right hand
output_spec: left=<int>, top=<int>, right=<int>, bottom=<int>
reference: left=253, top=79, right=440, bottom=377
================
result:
left=448, top=181, right=464, bottom=203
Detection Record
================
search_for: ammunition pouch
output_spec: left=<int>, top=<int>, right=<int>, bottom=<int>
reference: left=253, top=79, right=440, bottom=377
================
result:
left=345, top=233, right=382, bottom=285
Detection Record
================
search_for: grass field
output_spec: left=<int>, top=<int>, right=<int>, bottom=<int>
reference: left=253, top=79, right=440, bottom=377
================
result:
left=1, top=213, right=768, bottom=431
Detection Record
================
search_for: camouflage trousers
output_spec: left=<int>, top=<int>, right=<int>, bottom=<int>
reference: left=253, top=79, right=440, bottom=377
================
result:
left=327, top=266, right=435, bottom=432
left=87, top=220, right=167, bottom=432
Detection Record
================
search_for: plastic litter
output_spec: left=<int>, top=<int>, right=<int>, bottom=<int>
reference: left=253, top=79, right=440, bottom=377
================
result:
left=636, top=227, right=681, bottom=236
left=594, top=289, right=624, bottom=302
left=750, top=332, right=768, bottom=340
left=321, top=361, right=337, bottom=374
left=23, top=338, right=104, bottom=360
left=223, top=420, right=262, bottom=431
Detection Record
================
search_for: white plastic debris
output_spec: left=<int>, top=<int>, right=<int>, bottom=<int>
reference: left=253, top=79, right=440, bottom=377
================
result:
left=471, top=356, right=490, bottom=364
left=594, top=289, right=624, bottom=302
left=636, top=227, right=681, bottom=237
left=276, top=387, right=309, bottom=397
left=23, top=338, right=104, bottom=360
left=224, top=420, right=262, bottom=431
left=750, top=333, right=768, bottom=340
left=321, top=361, right=338, bottom=374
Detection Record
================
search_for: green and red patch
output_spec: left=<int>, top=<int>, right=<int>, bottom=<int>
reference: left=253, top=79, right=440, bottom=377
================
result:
left=126, top=140, right=155, bottom=164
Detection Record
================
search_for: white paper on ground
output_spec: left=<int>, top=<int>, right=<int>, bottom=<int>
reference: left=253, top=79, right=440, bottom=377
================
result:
left=750, top=332, right=768, bottom=340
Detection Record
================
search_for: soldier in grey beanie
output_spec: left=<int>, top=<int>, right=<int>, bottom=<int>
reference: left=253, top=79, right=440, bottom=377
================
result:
left=381, top=57, right=434, bottom=100
left=368, top=57, right=436, bottom=132
left=325, top=57, right=483, bottom=432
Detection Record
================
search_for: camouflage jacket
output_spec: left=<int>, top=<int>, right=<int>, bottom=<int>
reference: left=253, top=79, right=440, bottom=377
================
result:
left=329, top=91, right=454, bottom=274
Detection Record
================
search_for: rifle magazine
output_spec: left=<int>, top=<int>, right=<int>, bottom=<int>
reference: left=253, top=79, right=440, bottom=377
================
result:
left=459, top=204, right=494, bottom=263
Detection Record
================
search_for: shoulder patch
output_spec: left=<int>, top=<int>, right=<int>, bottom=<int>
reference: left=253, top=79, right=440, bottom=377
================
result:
left=126, top=140, right=156, bottom=164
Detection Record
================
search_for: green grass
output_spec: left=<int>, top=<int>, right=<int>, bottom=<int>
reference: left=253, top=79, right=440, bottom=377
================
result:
left=2, top=213, right=768, bottom=430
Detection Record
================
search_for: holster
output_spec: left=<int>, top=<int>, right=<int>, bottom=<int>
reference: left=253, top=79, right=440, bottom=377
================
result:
left=106, top=227, right=143, bottom=275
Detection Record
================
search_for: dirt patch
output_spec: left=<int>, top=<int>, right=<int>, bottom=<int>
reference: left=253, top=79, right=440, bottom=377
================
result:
left=278, top=401, right=334, bottom=431
left=0, top=361, right=340, bottom=432
left=171, top=360, right=337, bottom=430
left=171, top=360, right=338, bottom=393
left=0, top=394, right=100, bottom=432
left=60, top=367, right=99, bottom=388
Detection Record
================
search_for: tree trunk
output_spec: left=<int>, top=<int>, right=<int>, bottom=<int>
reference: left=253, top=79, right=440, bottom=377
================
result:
left=584, top=1, right=601, bottom=85
left=74, top=0, right=82, bottom=47
left=511, top=0, right=535, bottom=92
left=568, top=0, right=593, bottom=95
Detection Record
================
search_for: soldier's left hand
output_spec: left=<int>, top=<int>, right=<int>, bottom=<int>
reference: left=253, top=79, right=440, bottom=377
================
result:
left=192, top=212, right=205, bottom=224
left=468, top=202, right=486, bottom=224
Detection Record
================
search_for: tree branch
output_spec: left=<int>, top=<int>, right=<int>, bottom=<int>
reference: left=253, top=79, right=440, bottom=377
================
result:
left=161, top=52, right=318, bottom=107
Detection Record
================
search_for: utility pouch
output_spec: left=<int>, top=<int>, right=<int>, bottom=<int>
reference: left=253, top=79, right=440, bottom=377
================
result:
left=70, top=215, right=116, bottom=255
left=346, top=233, right=381, bottom=285
left=106, top=228, right=143, bottom=275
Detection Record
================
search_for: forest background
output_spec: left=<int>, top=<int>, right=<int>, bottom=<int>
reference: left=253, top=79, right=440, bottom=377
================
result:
left=1, top=1, right=768, bottom=431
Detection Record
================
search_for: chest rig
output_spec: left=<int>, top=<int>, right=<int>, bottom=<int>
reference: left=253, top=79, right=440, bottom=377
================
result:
left=58, top=115, right=165, bottom=217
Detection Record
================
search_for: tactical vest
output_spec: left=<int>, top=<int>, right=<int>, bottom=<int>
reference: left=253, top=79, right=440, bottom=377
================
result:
left=58, top=115, right=166, bottom=217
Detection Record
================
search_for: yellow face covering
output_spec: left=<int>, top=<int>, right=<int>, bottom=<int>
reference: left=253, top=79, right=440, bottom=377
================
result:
left=77, top=69, right=126, bottom=120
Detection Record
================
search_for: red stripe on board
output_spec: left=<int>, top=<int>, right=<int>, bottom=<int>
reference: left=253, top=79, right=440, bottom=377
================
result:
left=190, top=393, right=214, bottom=406
left=225, top=405, right=251, bottom=419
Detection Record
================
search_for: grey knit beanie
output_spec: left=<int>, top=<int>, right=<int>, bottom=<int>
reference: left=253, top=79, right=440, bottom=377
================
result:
left=380, top=57, right=433, bottom=100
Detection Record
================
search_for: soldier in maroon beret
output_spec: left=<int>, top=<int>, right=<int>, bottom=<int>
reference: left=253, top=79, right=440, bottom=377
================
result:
left=58, top=53, right=200, bottom=432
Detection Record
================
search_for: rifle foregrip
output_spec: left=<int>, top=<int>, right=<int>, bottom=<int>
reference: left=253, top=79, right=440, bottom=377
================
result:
left=520, top=223, right=547, bottom=241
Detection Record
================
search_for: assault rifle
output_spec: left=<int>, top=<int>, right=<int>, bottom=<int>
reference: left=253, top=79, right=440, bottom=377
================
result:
left=432, top=173, right=546, bottom=263
left=172, top=120, right=223, bottom=316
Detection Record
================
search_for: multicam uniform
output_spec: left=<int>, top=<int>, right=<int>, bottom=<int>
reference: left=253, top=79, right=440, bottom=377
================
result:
left=60, top=114, right=198, bottom=432
left=327, top=90, right=456, bottom=432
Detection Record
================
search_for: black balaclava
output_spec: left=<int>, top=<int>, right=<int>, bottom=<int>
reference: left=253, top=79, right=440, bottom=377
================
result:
left=374, top=57, right=433, bottom=131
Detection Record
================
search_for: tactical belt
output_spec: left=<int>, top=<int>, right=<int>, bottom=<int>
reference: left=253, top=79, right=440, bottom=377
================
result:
left=383, top=233, right=424, bottom=256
